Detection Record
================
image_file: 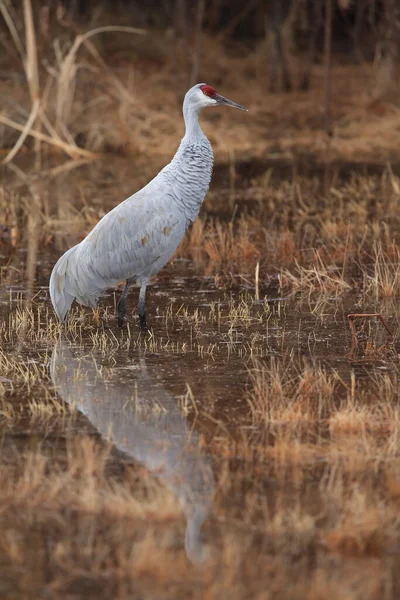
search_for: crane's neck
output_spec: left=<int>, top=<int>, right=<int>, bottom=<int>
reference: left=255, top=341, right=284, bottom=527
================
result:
left=183, top=102, right=205, bottom=142
left=157, top=98, right=213, bottom=224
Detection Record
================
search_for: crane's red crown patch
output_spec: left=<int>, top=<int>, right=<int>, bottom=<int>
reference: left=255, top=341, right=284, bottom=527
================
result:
left=200, top=85, right=216, bottom=97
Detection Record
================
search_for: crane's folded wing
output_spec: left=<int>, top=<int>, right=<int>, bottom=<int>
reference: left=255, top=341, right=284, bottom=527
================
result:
left=73, top=195, right=184, bottom=298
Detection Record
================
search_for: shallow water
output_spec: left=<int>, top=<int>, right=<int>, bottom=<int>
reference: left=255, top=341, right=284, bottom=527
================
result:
left=1, top=158, right=400, bottom=595
left=2, top=230, right=398, bottom=425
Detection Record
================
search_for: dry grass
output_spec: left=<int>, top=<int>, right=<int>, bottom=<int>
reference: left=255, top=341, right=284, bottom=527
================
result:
left=247, top=357, right=338, bottom=425
left=0, top=1, right=145, bottom=162
left=0, top=283, right=398, bottom=598
left=362, top=242, right=400, bottom=299
left=3, top=363, right=400, bottom=599
left=280, top=252, right=352, bottom=298
left=2, top=7, right=400, bottom=599
left=2, top=4, right=400, bottom=166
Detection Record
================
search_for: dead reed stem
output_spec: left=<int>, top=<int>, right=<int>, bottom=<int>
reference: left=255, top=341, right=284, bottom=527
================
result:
left=55, top=25, right=146, bottom=132
left=1, top=0, right=42, bottom=165
left=0, top=114, right=99, bottom=159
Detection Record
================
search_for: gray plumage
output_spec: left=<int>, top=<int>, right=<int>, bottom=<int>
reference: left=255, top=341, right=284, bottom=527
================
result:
left=49, top=83, right=247, bottom=326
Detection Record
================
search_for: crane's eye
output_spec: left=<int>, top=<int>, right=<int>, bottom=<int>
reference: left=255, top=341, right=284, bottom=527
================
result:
left=200, top=85, right=216, bottom=97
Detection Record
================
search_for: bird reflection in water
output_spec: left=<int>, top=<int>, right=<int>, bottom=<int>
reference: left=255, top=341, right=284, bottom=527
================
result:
left=50, top=340, right=214, bottom=564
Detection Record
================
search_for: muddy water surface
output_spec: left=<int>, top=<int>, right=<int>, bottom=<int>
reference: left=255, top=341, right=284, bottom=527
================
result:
left=1, top=158, right=400, bottom=595
left=1, top=267, right=397, bottom=446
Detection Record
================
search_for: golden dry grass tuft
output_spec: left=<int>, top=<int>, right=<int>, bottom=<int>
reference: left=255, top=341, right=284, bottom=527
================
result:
left=247, top=357, right=338, bottom=425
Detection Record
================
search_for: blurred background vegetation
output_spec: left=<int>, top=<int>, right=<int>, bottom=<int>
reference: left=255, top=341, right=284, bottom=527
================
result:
left=1, top=0, right=400, bottom=169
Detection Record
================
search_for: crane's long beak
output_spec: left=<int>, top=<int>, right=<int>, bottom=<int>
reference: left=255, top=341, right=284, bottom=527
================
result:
left=215, top=93, right=248, bottom=112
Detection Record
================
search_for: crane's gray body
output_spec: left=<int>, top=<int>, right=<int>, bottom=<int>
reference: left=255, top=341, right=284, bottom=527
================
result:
left=49, top=83, right=246, bottom=323
left=50, top=137, right=212, bottom=320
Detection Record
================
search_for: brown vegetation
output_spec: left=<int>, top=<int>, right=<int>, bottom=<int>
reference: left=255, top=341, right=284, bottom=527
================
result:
left=1, top=1, right=400, bottom=598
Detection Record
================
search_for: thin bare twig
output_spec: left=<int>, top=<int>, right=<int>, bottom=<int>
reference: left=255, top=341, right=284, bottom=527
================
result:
left=0, top=114, right=98, bottom=159
left=2, top=99, right=40, bottom=164
left=347, top=312, right=393, bottom=353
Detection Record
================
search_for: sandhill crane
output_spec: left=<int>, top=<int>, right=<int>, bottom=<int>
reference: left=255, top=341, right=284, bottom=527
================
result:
left=50, top=83, right=247, bottom=328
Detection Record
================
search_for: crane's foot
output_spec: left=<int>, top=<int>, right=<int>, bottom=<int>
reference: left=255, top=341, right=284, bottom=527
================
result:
left=137, top=283, right=147, bottom=330
left=138, top=312, right=147, bottom=330
left=117, top=278, right=133, bottom=329
left=117, top=299, right=127, bottom=328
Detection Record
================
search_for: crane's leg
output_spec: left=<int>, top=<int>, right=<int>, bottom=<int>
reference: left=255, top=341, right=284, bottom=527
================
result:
left=138, top=281, right=147, bottom=329
left=117, top=278, right=134, bottom=328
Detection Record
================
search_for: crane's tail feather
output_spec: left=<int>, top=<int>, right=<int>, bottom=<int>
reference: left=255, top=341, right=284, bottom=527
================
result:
left=49, top=245, right=80, bottom=322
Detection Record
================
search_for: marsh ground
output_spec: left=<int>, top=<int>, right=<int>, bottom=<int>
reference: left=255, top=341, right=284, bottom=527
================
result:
left=1, top=155, right=400, bottom=599
left=1, top=4, right=400, bottom=598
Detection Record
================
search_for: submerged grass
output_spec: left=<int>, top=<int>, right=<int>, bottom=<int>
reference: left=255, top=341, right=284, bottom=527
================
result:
left=1, top=8, right=400, bottom=599
left=0, top=277, right=399, bottom=598
left=1, top=353, right=400, bottom=598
